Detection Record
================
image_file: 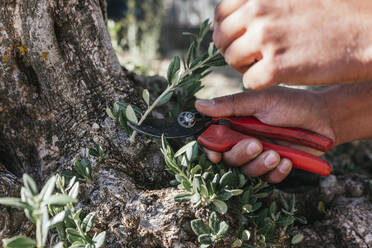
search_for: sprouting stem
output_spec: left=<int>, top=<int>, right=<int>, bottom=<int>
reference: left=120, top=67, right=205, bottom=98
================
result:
left=129, top=53, right=220, bottom=143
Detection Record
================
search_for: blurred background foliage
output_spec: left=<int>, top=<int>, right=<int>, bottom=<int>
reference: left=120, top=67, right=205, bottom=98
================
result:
left=106, top=0, right=242, bottom=98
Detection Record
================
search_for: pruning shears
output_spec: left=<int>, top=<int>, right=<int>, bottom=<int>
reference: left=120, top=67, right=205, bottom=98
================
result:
left=128, top=111, right=333, bottom=176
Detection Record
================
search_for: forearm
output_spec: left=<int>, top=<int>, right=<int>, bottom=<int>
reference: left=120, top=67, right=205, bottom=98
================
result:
left=319, top=81, right=372, bottom=146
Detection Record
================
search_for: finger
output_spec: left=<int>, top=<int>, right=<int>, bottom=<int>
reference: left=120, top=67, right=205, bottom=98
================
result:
left=242, top=54, right=278, bottom=90
left=195, top=91, right=264, bottom=117
left=203, top=147, right=222, bottom=163
left=213, top=2, right=250, bottom=51
left=242, top=150, right=280, bottom=177
left=214, top=0, right=248, bottom=26
left=224, top=26, right=264, bottom=70
left=264, top=158, right=292, bottom=183
left=223, top=138, right=263, bottom=167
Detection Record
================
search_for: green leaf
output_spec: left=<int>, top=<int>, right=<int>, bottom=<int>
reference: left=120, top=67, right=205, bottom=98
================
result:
left=68, top=241, right=85, bottom=248
left=167, top=56, right=181, bottom=85
left=52, top=242, right=64, bottom=248
left=68, top=182, right=79, bottom=199
left=212, top=199, right=228, bottom=214
left=198, top=234, right=213, bottom=245
left=164, top=155, right=181, bottom=175
left=242, top=229, right=251, bottom=241
left=49, top=210, right=67, bottom=227
left=174, top=141, right=197, bottom=157
left=93, top=231, right=106, bottom=248
left=125, top=105, right=138, bottom=124
left=253, top=192, right=270, bottom=198
left=186, top=41, right=196, bottom=67
left=190, top=219, right=210, bottom=236
left=105, top=107, right=116, bottom=120
left=242, top=204, right=253, bottom=213
left=44, top=195, right=77, bottom=206
left=206, top=54, right=227, bottom=67
left=174, top=192, right=193, bottom=202
left=39, top=176, right=57, bottom=201
left=114, top=102, right=142, bottom=115
left=291, top=233, right=304, bottom=244
left=0, top=197, right=29, bottom=210
left=190, top=165, right=202, bottom=178
left=209, top=212, right=219, bottom=234
left=277, top=216, right=295, bottom=227
left=191, top=192, right=201, bottom=203
left=178, top=74, right=201, bottom=89
left=279, top=192, right=289, bottom=211
left=192, top=175, right=201, bottom=192
left=208, top=42, right=214, bottom=57
left=74, top=160, right=85, bottom=178
left=232, top=239, right=243, bottom=247
left=202, top=172, right=213, bottom=181
left=200, top=184, right=209, bottom=198
left=2, top=235, right=36, bottom=248
left=230, top=189, right=243, bottom=196
left=270, top=201, right=277, bottom=215
left=66, top=176, right=76, bottom=191
left=252, top=202, right=262, bottom=212
left=82, top=212, right=95, bottom=233
left=181, top=179, right=191, bottom=191
left=216, top=221, right=229, bottom=237
left=66, top=228, right=84, bottom=243
left=142, top=89, right=150, bottom=106
left=156, top=91, right=173, bottom=107
left=119, top=110, right=132, bottom=135
left=238, top=174, right=247, bottom=188
left=295, top=216, right=308, bottom=225
left=217, top=190, right=233, bottom=201
left=23, top=174, right=38, bottom=195
left=219, top=171, right=234, bottom=188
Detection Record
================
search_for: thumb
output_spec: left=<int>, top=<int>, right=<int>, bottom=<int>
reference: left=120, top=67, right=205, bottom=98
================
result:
left=195, top=92, right=264, bottom=117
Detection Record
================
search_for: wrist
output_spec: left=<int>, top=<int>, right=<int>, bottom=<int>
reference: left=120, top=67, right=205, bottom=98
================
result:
left=319, top=82, right=372, bottom=146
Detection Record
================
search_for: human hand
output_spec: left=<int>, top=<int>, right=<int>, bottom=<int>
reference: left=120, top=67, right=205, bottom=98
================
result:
left=213, top=0, right=372, bottom=90
left=195, top=86, right=336, bottom=183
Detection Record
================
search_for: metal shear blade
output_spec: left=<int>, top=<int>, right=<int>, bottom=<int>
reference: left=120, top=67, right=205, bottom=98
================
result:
left=127, top=115, right=210, bottom=139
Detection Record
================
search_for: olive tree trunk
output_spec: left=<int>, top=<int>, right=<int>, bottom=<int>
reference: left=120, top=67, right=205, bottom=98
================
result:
left=0, top=0, right=195, bottom=246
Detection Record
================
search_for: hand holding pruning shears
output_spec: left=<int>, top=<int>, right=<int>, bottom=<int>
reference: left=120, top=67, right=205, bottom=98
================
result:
left=129, top=87, right=336, bottom=183
left=195, top=87, right=335, bottom=183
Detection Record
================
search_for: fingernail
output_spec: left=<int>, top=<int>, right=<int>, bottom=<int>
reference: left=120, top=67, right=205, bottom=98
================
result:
left=247, top=142, right=261, bottom=156
left=279, top=159, right=292, bottom=174
left=196, top=99, right=215, bottom=108
left=265, top=152, right=279, bottom=168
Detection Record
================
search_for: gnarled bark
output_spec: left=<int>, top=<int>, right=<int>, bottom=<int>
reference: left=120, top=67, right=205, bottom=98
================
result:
left=0, top=0, right=182, bottom=246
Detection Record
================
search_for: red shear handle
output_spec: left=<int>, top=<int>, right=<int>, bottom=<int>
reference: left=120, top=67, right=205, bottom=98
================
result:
left=197, top=125, right=332, bottom=176
left=213, top=117, right=334, bottom=152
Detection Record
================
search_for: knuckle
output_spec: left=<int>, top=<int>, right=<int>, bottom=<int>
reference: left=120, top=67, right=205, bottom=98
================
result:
left=224, top=50, right=239, bottom=69
left=258, top=23, right=276, bottom=45
left=212, top=31, right=220, bottom=48
left=249, top=0, right=267, bottom=17
left=214, top=0, right=226, bottom=22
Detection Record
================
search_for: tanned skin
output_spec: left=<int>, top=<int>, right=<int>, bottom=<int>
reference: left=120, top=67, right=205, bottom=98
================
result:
left=196, top=0, right=372, bottom=183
